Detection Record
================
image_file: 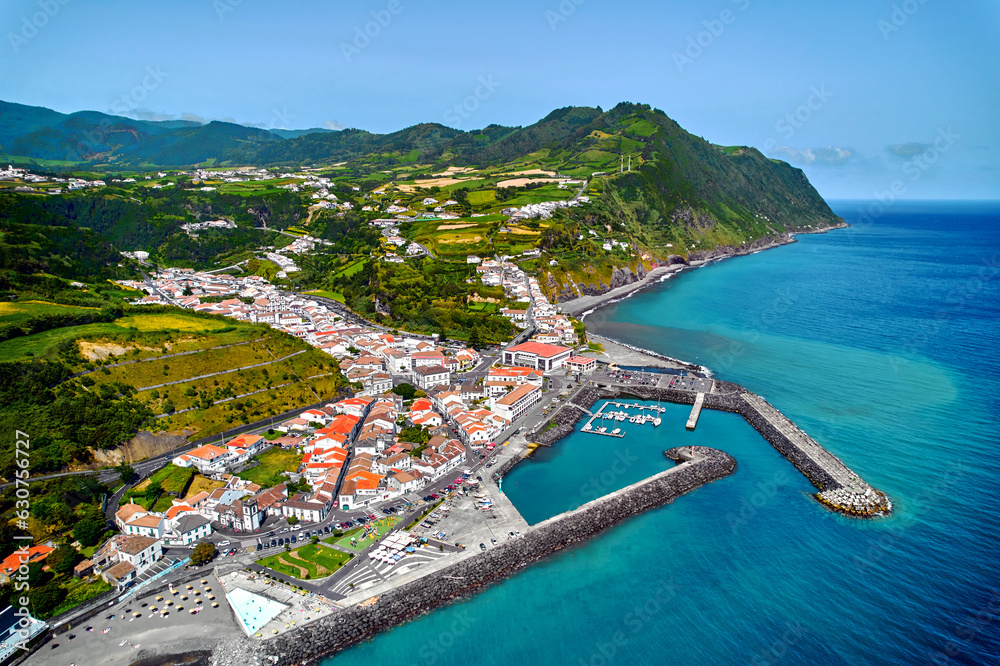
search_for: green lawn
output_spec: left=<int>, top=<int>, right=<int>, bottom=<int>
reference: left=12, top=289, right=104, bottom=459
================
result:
left=303, top=289, right=346, bottom=303
left=258, top=543, right=354, bottom=580
left=236, top=447, right=302, bottom=486
left=0, top=301, right=99, bottom=326
left=0, top=322, right=123, bottom=362
left=326, top=516, right=399, bottom=551
left=335, top=259, right=368, bottom=279
left=146, top=463, right=196, bottom=493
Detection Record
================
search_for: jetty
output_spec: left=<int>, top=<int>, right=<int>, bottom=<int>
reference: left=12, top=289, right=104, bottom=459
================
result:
left=534, top=377, right=891, bottom=518
left=686, top=392, right=705, bottom=430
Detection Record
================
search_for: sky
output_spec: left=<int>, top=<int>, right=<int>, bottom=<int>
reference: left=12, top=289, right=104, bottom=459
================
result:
left=1, top=0, right=997, bottom=199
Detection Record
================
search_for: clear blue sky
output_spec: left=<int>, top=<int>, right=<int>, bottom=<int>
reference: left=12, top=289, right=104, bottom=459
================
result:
left=2, top=0, right=997, bottom=199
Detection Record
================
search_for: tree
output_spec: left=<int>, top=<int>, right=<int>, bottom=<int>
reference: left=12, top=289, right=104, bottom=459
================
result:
left=468, top=327, right=482, bottom=350
left=190, top=543, right=216, bottom=566
left=47, top=544, right=82, bottom=576
left=392, top=383, right=417, bottom=400
left=74, top=517, right=105, bottom=548
left=28, top=583, right=67, bottom=618
left=286, top=515, right=299, bottom=525
left=115, top=463, right=136, bottom=484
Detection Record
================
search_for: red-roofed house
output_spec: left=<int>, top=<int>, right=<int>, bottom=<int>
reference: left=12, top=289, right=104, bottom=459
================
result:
left=0, top=545, right=53, bottom=584
left=502, top=341, right=573, bottom=372
left=225, top=433, right=266, bottom=462
left=565, top=355, right=597, bottom=374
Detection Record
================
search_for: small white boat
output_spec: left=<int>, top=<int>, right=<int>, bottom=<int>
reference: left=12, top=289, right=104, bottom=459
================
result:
left=653, top=417, right=662, bottom=426
left=611, top=428, right=621, bottom=435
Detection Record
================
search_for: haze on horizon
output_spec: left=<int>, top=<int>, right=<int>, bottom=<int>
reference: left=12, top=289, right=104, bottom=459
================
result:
left=1, top=0, right=997, bottom=200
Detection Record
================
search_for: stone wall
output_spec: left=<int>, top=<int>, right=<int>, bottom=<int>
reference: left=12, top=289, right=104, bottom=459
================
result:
left=229, top=447, right=735, bottom=666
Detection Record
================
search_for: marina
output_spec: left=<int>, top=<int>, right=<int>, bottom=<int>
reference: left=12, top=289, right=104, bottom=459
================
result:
left=581, top=400, right=665, bottom=438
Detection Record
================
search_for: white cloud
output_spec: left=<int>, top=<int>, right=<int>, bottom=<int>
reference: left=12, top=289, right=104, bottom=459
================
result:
left=323, top=119, right=344, bottom=130
left=886, top=142, right=929, bottom=157
left=773, top=145, right=854, bottom=166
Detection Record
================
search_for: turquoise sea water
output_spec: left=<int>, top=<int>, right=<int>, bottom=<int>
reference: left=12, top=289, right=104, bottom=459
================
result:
left=327, top=201, right=1000, bottom=665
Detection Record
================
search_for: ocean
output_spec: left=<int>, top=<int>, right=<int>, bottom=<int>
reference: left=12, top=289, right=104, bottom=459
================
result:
left=326, top=201, right=1000, bottom=665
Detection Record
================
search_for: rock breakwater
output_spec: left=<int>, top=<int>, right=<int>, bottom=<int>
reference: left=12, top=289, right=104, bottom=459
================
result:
left=219, top=446, right=735, bottom=665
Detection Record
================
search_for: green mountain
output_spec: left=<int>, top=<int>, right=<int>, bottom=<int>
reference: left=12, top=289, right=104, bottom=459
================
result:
left=0, top=99, right=843, bottom=278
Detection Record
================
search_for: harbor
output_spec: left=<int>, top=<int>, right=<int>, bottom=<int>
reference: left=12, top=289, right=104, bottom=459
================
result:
left=528, top=367, right=892, bottom=518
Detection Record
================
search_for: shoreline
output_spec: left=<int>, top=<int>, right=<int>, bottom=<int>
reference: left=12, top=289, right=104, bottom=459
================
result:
left=562, top=224, right=847, bottom=375
left=560, top=224, right=847, bottom=319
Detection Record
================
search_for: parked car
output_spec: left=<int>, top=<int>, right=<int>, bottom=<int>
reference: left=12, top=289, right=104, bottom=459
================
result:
left=218, top=540, right=231, bottom=547
left=290, top=535, right=297, bottom=543
left=480, top=543, right=487, bottom=551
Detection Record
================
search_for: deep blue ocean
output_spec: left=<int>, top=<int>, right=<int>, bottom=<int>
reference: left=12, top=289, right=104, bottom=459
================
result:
left=328, top=201, right=1000, bottom=665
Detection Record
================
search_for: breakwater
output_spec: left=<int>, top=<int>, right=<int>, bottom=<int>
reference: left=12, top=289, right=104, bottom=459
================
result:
left=223, top=446, right=735, bottom=666
left=600, top=380, right=891, bottom=517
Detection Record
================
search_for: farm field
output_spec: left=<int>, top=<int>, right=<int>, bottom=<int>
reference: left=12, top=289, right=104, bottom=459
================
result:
left=0, top=300, right=100, bottom=326
left=258, top=543, right=354, bottom=580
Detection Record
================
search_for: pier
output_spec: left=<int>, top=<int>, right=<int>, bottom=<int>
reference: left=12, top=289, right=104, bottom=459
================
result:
left=567, top=377, right=892, bottom=518
left=581, top=400, right=665, bottom=438
left=686, top=392, right=705, bottom=430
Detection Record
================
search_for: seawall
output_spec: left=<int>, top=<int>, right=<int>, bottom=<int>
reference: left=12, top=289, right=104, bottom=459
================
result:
left=581, top=380, right=891, bottom=517
left=232, top=446, right=735, bottom=665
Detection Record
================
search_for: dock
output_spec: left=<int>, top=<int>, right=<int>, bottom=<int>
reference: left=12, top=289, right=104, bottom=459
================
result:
left=686, top=393, right=705, bottom=430
left=581, top=400, right=664, bottom=438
